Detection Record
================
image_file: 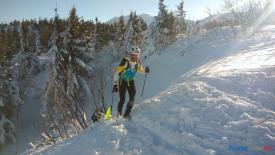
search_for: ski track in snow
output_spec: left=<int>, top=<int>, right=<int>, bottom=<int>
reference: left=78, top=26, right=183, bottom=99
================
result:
left=24, top=26, right=275, bottom=155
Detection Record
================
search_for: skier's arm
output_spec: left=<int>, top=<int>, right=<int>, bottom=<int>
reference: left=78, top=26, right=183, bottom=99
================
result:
left=137, top=61, right=150, bottom=74
left=113, top=73, right=119, bottom=85
left=137, top=63, right=145, bottom=74
left=113, top=57, right=128, bottom=84
left=115, top=57, right=128, bottom=73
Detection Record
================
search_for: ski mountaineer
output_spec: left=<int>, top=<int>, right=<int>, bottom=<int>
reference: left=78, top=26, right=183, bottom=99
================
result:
left=112, top=46, right=150, bottom=118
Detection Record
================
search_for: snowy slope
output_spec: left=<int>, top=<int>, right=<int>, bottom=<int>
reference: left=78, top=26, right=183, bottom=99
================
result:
left=25, top=25, right=275, bottom=155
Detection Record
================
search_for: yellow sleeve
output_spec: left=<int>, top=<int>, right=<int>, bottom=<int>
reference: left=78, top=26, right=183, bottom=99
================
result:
left=115, top=65, right=126, bottom=73
left=115, top=57, right=128, bottom=73
left=137, top=62, right=145, bottom=73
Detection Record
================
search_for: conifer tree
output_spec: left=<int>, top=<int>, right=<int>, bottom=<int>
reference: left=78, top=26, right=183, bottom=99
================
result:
left=176, top=0, right=187, bottom=35
left=0, top=65, right=16, bottom=145
left=122, top=11, right=144, bottom=55
left=118, top=15, right=126, bottom=46
left=154, top=0, right=177, bottom=49
left=131, top=11, right=143, bottom=47
left=44, top=6, right=94, bottom=139
left=0, top=28, right=5, bottom=64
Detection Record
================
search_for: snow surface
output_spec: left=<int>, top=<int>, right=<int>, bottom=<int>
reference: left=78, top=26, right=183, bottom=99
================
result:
left=24, top=25, right=275, bottom=155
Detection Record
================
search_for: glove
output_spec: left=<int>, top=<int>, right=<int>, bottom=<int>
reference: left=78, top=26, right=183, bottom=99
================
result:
left=145, top=66, right=150, bottom=73
left=112, top=85, right=118, bottom=92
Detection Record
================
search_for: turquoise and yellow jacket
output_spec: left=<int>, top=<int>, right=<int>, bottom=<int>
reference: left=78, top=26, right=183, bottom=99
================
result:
left=113, top=57, right=144, bottom=85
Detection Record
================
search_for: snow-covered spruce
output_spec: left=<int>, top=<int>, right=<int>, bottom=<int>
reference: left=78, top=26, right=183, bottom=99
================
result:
left=42, top=7, right=95, bottom=143
left=0, top=65, right=16, bottom=145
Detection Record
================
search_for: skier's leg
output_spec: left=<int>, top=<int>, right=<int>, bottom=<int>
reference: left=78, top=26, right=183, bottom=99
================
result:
left=117, top=80, right=126, bottom=116
left=124, top=81, right=136, bottom=118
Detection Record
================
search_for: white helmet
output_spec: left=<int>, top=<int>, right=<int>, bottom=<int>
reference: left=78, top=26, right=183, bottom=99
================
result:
left=130, top=46, right=141, bottom=55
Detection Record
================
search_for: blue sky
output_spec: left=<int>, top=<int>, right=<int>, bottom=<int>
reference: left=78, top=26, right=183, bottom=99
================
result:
left=0, top=0, right=223, bottom=23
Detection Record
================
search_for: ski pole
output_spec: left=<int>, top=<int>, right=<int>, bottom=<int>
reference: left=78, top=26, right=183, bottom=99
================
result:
left=141, top=73, right=148, bottom=98
left=111, top=73, right=115, bottom=113
left=111, top=91, right=114, bottom=111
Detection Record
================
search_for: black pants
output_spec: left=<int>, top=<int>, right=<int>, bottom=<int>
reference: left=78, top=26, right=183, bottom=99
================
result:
left=117, top=80, right=136, bottom=118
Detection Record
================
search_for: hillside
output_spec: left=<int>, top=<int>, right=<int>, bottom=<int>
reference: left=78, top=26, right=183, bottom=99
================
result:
left=24, top=26, right=275, bottom=155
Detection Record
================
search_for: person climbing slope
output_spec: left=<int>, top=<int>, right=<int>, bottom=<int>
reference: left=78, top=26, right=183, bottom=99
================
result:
left=112, top=46, right=150, bottom=118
